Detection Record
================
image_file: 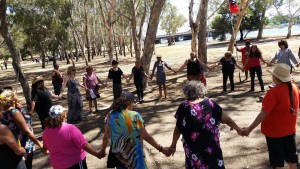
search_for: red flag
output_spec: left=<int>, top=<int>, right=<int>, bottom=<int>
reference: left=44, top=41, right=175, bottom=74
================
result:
left=228, top=0, right=239, bottom=13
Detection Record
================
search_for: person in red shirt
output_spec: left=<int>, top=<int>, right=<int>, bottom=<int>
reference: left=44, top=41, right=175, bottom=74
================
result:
left=244, top=45, right=267, bottom=92
left=242, top=63, right=299, bottom=169
left=235, top=40, right=251, bottom=81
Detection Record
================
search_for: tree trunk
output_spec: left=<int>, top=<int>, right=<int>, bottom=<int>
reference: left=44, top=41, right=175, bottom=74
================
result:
left=287, top=18, right=294, bottom=39
left=227, top=0, right=252, bottom=52
left=141, top=0, right=166, bottom=87
left=0, top=0, right=31, bottom=108
left=257, top=7, right=266, bottom=39
left=198, top=0, right=208, bottom=63
left=84, top=0, right=91, bottom=62
left=239, top=28, right=244, bottom=41
left=189, top=0, right=202, bottom=53
left=129, top=32, right=133, bottom=57
left=130, top=0, right=141, bottom=61
left=72, top=31, right=79, bottom=62
left=98, top=0, right=114, bottom=61
left=41, top=50, right=46, bottom=68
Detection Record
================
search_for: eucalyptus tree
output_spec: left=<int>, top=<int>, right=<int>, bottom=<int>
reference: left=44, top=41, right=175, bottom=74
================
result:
left=13, top=0, right=73, bottom=68
left=160, top=2, right=186, bottom=46
left=0, top=0, right=31, bottom=107
left=141, top=0, right=166, bottom=86
left=273, top=0, right=300, bottom=38
left=227, top=0, right=252, bottom=52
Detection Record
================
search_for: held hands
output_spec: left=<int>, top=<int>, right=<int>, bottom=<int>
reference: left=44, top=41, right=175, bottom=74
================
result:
left=97, top=149, right=106, bottom=159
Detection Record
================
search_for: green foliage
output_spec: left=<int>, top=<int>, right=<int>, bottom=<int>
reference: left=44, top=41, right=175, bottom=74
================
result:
left=211, top=1, right=266, bottom=41
left=10, top=0, right=72, bottom=54
left=160, top=2, right=186, bottom=36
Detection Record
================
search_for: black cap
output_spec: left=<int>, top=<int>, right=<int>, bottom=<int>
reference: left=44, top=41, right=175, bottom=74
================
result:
left=120, top=91, right=134, bottom=102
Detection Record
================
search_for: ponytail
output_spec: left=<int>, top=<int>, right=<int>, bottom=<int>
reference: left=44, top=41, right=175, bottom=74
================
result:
left=287, top=82, right=296, bottom=115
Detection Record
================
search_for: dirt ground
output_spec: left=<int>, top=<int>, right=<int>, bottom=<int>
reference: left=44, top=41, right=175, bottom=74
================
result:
left=1, top=35, right=300, bottom=169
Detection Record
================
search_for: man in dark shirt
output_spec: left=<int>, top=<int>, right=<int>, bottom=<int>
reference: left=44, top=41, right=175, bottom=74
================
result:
left=106, top=60, right=128, bottom=100
left=128, top=61, right=149, bottom=103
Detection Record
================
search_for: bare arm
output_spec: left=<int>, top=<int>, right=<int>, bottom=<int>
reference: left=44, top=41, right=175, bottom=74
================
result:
left=128, top=73, right=133, bottom=82
left=176, top=60, right=188, bottom=73
left=243, top=111, right=267, bottom=136
left=13, top=111, right=43, bottom=149
left=198, top=59, right=210, bottom=70
left=83, top=76, right=87, bottom=87
left=98, top=125, right=110, bottom=158
left=170, top=126, right=180, bottom=148
left=28, top=101, right=35, bottom=115
left=0, top=125, right=26, bottom=156
left=221, top=113, right=241, bottom=134
left=122, top=74, right=128, bottom=82
left=140, top=127, right=161, bottom=151
left=84, top=143, right=99, bottom=158
left=260, top=55, right=267, bottom=64
left=59, top=76, right=68, bottom=98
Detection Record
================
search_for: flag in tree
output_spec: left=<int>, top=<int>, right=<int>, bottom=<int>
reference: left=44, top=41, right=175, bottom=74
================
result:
left=228, top=0, right=239, bottom=13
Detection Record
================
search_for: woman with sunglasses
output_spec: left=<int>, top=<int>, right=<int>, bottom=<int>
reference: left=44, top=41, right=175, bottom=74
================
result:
left=59, top=66, right=88, bottom=124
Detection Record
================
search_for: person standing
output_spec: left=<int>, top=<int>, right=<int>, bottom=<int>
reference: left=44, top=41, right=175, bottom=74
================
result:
left=176, top=52, right=210, bottom=85
left=106, top=60, right=128, bottom=100
left=83, top=66, right=106, bottom=113
left=150, top=55, right=175, bottom=98
left=29, top=76, right=58, bottom=130
left=59, top=66, right=88, bottom=124
left=0, top=123, right=26, bottom=169
left=235, top=40, right=251, bottom=81
left=169, top=81, right=241, bottom=168
left=268, top=39, right=299, bottom=73
left=128, top=61, right=149, bottom=103
left=0, top=90, right=45, bottom=168
left=244, top=45, right=267, bottom=92
left=98, top=92, right=170, bottom=168
left=42, top=105, right=100, bottom=169
left=213, top=51, right=243, bottom=92
left=242, top=64, right=299, bottom=169
left=3, top=59, right=7, bottom=69
left=51, top=63, right=63, bottom=96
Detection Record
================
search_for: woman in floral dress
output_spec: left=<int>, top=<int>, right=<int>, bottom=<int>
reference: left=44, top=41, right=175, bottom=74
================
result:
left=169, top=80, right=241, bottom=168
left=59, top=66, right=88, bottom=123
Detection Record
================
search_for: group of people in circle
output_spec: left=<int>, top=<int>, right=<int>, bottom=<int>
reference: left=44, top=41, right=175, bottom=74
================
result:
left=0, top=39, right=299, bottom=169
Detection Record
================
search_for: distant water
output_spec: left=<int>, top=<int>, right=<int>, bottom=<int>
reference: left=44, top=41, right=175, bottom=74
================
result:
left=159, top=25, right=300, bottom=44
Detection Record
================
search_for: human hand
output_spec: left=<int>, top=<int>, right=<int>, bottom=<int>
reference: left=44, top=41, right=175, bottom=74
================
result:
left=161, top=146, right=174, bottom=157
left=241, top=127, right=251, bottom=137
left=97, top=149, right=106, bottom=159
left=27, top=111, right=33, bottom=116
left=266, top=62, right=272, bottom=67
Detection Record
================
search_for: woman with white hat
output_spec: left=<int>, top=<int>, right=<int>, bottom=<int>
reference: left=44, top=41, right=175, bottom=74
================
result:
left=150, top=55, right=175, bottom=98
left=242, top=63, right=299, bottom=169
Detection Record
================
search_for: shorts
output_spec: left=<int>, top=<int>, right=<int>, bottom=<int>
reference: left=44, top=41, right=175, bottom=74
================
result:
left=266, top=134, right=298, bottom=167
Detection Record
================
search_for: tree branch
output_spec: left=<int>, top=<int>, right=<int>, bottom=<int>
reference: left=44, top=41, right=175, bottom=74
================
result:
left=208, top=0, right=226, bottom=19
left=106, top=0, right=132, bottom=21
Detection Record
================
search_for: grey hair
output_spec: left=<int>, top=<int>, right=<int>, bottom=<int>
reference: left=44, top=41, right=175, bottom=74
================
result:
left=183, top=80, right=207, bottom=100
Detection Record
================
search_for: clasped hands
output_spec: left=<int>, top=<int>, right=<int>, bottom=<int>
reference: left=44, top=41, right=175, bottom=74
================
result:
left=235, top=127, right=252, bottom=137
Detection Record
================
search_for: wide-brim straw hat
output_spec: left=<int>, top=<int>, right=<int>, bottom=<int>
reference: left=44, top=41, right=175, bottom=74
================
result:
left=267, top=63, right=293, bottom=82
left=32, top=76, right=44, bottom=85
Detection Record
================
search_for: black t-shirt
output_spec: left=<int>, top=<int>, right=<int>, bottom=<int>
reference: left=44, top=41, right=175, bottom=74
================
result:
left=220, top=57, right=236, bottom=72
left=132, top=66, right=144, bottom=83
left=108, top=68, right=123, bottom=84
left=31, top=88, right=52, bottom=114
left=187, top=59, right=202, bottom=75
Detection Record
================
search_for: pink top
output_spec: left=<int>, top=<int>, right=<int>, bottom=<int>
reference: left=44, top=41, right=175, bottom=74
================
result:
left=248, top=57, right=261, bottom=67
left=43, top=123, right=87, bottom=169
